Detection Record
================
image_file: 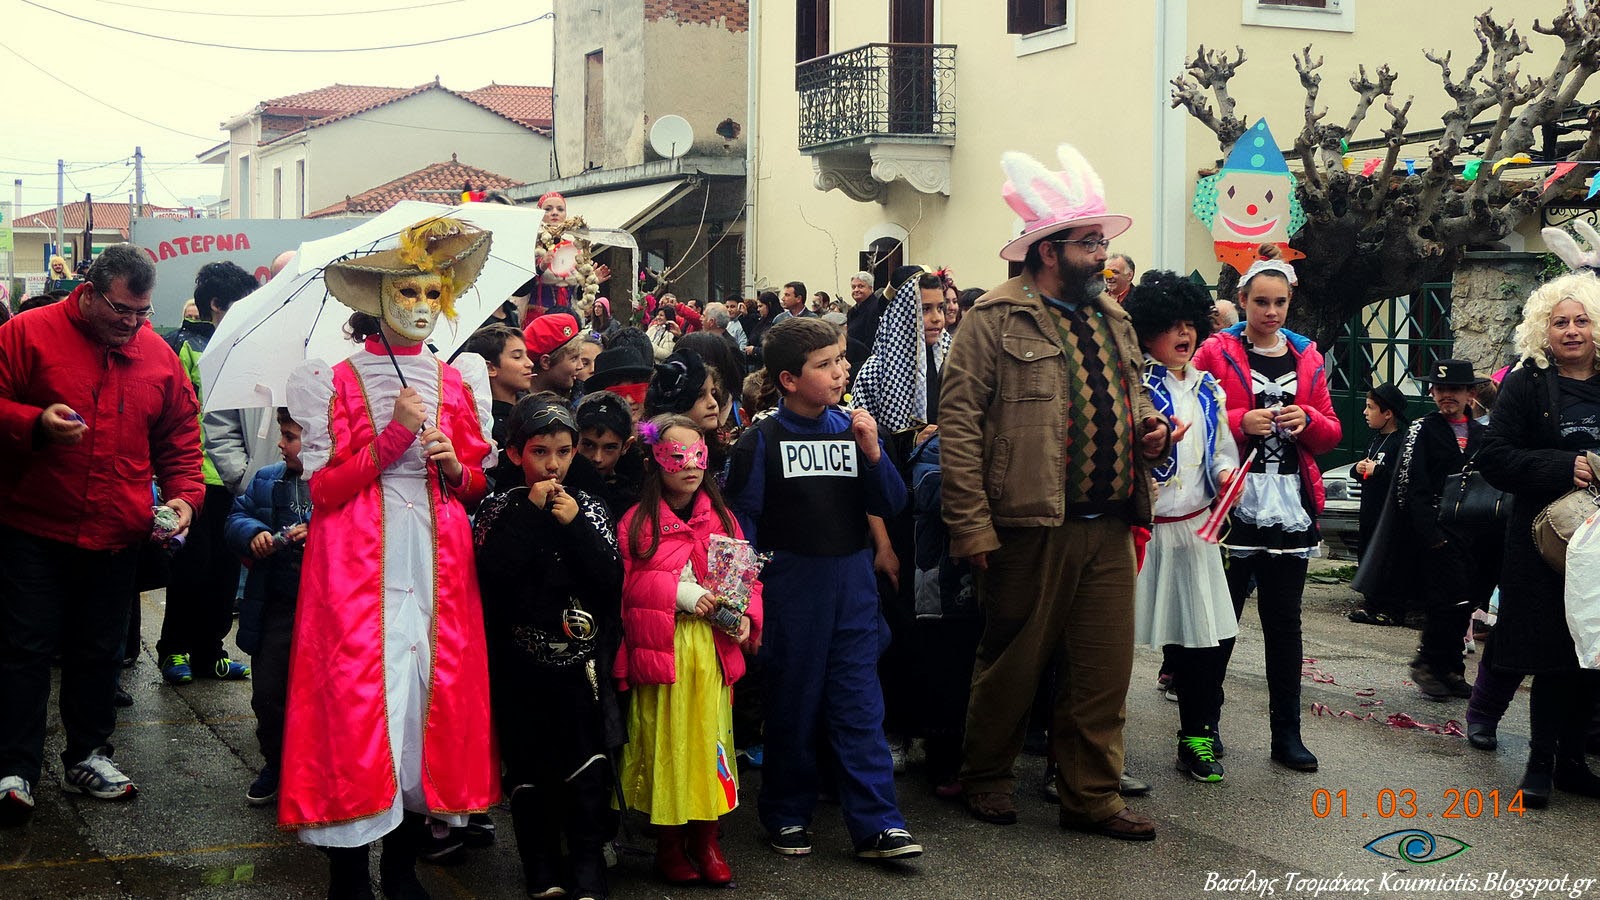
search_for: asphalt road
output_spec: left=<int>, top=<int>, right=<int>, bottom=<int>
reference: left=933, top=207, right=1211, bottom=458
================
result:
left=2, top=561, right=1596, bottom=900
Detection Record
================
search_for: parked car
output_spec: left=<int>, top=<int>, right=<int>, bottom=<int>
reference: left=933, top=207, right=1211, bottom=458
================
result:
left=1319, top=463, right=1362, bottom=559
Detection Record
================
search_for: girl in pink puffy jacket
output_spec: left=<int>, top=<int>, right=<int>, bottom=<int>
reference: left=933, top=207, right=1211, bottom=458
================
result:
left=614, top=414, right=763, bottom=888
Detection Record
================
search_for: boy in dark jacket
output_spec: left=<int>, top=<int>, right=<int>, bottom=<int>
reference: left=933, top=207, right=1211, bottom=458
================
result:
left=224, top=408, right=311, bottom=807
left=724, top=317, right=921, bottom=862
left=474, top=394, right=624, bottom=900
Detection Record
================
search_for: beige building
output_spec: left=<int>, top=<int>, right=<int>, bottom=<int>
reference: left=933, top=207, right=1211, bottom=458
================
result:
left=507, top=0, right=749, bottom=304
left=199, top=81, right=554, bottom=220
left=748, top=0, right=1588, bottom=298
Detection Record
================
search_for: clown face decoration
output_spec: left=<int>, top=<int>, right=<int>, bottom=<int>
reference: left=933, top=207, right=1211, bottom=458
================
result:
left=1212, top=170, right=1289, bottom=245
left=381, top=271, right=446, bottom=342
left=1192, top=118, right=1307, bottom=273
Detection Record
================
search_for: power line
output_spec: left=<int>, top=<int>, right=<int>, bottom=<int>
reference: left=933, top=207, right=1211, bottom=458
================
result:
left=0, top=40, right=215, bottom=141
left=18, top=2, right=552, bottom=53
left=80, top=0, right=465, bottom=17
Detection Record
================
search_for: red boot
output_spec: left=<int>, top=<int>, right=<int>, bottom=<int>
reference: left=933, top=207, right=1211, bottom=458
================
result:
left=688, top=819, right=733, bottom=885
left=654, top=825, right=702, bottom=885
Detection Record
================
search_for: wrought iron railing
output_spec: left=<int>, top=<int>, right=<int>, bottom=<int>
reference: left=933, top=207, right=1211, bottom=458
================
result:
left=796, top=43, right=956, bottom=151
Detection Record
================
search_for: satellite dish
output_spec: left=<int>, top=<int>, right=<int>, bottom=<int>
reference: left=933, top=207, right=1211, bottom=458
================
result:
left=649, top=115, right=694, bottom=160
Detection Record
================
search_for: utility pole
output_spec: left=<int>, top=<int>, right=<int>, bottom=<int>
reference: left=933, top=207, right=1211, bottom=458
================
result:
left=134, top=146, right=145, bottom=220
left=55, top=160, right=64, bottom=263
left=5, top=179, right=18, bottom=300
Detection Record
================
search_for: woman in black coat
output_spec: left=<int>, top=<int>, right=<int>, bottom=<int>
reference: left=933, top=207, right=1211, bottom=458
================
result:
left=1478, top=272, right=1600, bottom=809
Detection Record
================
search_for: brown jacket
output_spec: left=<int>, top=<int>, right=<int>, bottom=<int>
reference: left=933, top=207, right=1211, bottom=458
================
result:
left=939, top=273, right=1165, bottom=558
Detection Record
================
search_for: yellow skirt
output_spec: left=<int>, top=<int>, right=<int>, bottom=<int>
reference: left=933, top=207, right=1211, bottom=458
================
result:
left=621, top=616, right=737, bottom=825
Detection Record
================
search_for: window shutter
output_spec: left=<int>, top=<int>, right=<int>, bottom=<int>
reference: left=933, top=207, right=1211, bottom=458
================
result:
left=1007, top=0, right=1045, bottom=35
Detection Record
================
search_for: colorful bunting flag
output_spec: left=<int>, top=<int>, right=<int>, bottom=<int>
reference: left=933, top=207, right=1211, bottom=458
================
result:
left=1360, top=158, right=1383, bottom=177
left=1491, top=153, right=1532, bottom=175
left=1463, top=160, right=1482, bottom=181
left=1544, top=162, right=1580, bottom=192
left=1587, top=175, right=1600, bottom=201
left=1404, top=159, right=1417, bottom=177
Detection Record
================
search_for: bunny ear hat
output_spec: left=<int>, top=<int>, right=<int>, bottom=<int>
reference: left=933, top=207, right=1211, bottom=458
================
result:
left=999, top=143, right=1132, bottom=262
left=1542, top=220, right=1600, bottom=272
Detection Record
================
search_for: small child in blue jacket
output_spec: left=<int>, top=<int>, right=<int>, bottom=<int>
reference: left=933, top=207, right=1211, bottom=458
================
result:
left=724, top=317, right=923, bottom=862
left=225, top=408, right=311, bottom=808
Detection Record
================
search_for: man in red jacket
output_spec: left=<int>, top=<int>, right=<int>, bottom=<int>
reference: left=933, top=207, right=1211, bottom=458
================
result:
left=0, top=243, right=204, bottom=825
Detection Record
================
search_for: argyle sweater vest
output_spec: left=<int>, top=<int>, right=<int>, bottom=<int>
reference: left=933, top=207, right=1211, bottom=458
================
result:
left=1043, top=296, right=1136, bottom=517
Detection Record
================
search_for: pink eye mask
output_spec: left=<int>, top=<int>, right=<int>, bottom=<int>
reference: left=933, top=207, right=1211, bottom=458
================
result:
left=653, top=437, right=708, bottom=473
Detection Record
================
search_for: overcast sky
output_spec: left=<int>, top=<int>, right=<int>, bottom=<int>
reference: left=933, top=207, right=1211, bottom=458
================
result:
left=0, top=0, right=556, bottom=216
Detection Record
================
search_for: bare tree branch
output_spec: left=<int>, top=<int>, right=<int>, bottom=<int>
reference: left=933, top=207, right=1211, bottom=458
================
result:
left=1169, top=44, right=1250, bottom=151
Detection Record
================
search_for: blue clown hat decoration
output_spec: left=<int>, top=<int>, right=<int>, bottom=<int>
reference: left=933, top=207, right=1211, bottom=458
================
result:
left=1224, top=119, right=1290, bottom=175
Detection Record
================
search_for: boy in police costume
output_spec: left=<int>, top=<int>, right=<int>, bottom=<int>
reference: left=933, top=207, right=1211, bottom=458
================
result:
left=725, top=317, right=923, bottom=862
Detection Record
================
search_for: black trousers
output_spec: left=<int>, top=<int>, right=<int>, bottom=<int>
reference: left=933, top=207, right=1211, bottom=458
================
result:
left=156, top=484, right=242, bottom=668
left=0, top=527, right=137, bottom=782
left=1529, top=669, right=1600, bottom=760
left=511, top=762, right=612, bottom=898
left=1169, top=640, right=1233, bottom=737
left=251, top=589, right=298, bottom=769
left=1417, top=540, right=1497, bottom=676
left=917, top=617, right=982, bottom=784
left=1222, top=553, right=1309, bottom=731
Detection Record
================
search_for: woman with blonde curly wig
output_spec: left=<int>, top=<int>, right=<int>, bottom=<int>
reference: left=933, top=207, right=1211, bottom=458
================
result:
left=1478, top=271, right=1600, bottom=810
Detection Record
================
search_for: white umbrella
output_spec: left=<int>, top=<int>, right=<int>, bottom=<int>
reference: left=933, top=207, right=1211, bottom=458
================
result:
left=199, top=200, right=546, bottom=412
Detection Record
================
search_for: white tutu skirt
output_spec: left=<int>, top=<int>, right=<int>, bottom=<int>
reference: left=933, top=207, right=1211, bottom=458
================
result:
left=1134, top=519, right=1241, bottom=649
left=1235, top=472, right=1313, bottom=532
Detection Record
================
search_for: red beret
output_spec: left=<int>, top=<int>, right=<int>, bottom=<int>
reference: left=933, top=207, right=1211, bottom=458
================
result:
left=523, top=312, right=582, bottom=358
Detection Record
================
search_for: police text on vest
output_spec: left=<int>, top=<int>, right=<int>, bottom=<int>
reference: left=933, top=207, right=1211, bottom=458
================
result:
left=780, top=441, right=858, bottom=478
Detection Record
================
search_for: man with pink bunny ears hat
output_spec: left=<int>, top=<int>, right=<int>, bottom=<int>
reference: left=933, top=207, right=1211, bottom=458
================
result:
left=939, top=144, right=1173, bottom=841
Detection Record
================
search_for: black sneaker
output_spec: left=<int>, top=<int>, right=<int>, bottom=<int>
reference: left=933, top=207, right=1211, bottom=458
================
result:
left=1410, top=664, right=1453, bottom=701
left=462, top=812, right=496, bottom=848
left=770, top=825, right=812, bottom=856
left=855, top=828, right=923, bottom=860
left=1176, top=734, right=1225, bottom=783
left=420, top=825, right=466, bottom=865
left=245, top=766, right=279, bottom=807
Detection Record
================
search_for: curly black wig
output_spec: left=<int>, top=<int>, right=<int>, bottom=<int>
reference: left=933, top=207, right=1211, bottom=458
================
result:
left=1124, top=269, right=1216, bottom=347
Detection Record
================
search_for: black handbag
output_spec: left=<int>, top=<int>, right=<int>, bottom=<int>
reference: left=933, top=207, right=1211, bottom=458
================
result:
left=1437, top=456, right=1509, bottom=529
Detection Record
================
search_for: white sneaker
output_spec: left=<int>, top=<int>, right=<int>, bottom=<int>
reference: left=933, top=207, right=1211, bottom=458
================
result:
left=0, top=775, right=33, bottom=824
left=62, top=749, right=137, bottom=800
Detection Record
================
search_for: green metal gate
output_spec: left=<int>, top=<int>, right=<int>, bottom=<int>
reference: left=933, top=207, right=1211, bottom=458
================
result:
left=1322, top=283, right=1455, bottom=467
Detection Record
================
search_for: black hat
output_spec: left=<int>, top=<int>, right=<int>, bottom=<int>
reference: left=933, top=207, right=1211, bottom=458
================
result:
left=1369, top=383, right=1409, bottom=417
left=645, top=349, right=709, bottom=417
left=1419, top=359, right=1489, bottom=386
left=586, top=345, right=653, bottom=392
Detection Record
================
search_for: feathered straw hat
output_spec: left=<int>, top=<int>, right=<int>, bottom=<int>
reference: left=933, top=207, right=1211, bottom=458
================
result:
left=323, top=217, right=492, bottom=320
left=999, top=144, right=1131, bottom=262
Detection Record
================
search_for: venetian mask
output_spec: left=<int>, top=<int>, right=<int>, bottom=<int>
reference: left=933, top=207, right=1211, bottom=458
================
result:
left=380, top=271, right=445, bottom=342
left=652, top=436, right=708, bottom=473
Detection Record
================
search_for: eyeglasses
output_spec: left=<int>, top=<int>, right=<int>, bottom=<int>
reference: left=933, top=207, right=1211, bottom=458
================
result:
left=1055, top=238, right=1113, bottom=252
left=98, top=288, right=153, bottom=320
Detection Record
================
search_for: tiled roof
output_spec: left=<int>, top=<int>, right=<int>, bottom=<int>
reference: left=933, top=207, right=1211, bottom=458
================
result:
left=645, top=0, right=749, bottom=31
left=13, top=201, right=195, bottom=238
left=262, top=81, right=551, bottom=145
left=459, top=84, right=553, bottom=130
left=260, top=84, right=413, bottom=117
left=306, top=157, right=524, bottom=218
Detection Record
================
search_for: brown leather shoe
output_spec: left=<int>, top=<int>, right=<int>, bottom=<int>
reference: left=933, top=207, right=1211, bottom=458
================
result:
left=1061, top=807, right=1157, bottom=841
left=965, top=790, right=1018, bottom=825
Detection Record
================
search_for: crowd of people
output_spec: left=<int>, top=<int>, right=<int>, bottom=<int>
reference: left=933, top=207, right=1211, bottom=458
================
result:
left=2, top=141, right=1600, bottom=900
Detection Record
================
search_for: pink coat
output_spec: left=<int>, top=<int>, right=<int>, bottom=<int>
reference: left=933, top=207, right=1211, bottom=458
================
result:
left=1191, top=324, right=1342, bottom=513
left=613, top=492, right=764, bottom=688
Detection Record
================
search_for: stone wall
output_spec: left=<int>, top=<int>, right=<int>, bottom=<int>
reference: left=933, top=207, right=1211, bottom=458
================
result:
left=1450, top=251, right=1545, bottom=373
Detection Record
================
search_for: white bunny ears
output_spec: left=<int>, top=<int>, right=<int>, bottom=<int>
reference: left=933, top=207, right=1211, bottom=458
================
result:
left=1542, top=220, right=1600, bottom=272
left=999, top=144, right=1131, bottom=262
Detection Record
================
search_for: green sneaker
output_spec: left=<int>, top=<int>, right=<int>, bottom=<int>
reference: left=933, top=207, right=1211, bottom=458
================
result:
left=205, top=657, right=251, bottom=680
left=160, top=653, right=193, bottom=685
left=1176, top=734, right=1224, bottom=783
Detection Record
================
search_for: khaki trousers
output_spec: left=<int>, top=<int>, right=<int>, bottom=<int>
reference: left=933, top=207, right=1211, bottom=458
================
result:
left=959, top=518, right=1135, bottom=823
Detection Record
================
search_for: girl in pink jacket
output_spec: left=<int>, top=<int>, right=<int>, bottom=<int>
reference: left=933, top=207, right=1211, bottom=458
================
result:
left=614, top=414, right=763, bottom=887
left=1190, top=255, right=1341, bottom=777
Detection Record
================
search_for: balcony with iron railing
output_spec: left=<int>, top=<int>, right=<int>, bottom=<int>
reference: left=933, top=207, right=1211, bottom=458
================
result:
left=795, top=43, right=956, bottom=202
